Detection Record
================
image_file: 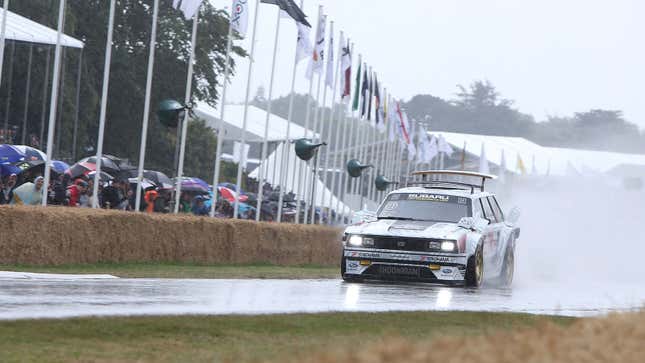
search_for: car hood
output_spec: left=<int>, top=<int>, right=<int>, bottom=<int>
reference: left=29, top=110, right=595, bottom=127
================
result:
left=345, top=219, right=466, bottom=240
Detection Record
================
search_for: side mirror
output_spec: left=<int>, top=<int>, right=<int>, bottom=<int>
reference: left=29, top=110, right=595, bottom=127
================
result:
left=506, top=207, right=521, bottom=226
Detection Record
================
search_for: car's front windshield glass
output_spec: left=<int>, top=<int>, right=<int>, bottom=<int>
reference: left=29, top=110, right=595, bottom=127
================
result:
left=376, top=193, right=472, bottom=223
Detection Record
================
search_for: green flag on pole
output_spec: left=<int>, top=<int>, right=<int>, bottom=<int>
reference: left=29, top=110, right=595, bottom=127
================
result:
left=352, top=61, right=361, bottom=111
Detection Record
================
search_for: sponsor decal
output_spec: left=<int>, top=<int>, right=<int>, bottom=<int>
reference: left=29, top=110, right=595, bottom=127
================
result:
left=441, top=268, right=453, bottom=274
left=384, top=202, right=398, bottom=211
left=458, top=197, right=468, bottom=205
left=406, top=193, right=450, bottom=202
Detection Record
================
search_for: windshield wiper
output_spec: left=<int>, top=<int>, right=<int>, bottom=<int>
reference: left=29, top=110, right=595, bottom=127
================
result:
left=377, top=216, right=417, bottom=221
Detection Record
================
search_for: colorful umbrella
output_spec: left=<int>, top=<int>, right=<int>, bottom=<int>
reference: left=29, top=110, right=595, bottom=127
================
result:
left=0, top=144, right=46, bottom=164
left=51, top=160, right=70, bottom=174
left=175, top=177, right=210, bottom=193
left=217, top=186, right=248, bottom=203
left=66, top=161, right=97, bottom=179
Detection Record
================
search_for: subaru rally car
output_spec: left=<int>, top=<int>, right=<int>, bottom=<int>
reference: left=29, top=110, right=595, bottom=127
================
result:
left=342, top=171, right=520, bottom=288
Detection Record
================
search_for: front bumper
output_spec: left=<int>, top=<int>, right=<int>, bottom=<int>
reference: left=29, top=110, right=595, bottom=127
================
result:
left=343, top=247, right=468, bottom=283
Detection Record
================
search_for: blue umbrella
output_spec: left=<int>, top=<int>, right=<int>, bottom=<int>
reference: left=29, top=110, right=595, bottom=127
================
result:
left=174, top=177, right=210, bottom=193
left=0, top=145, right=46, bottom=164
left=0, top=163, right=21, bottom=177
left=51, top=160, right=70, bottom=174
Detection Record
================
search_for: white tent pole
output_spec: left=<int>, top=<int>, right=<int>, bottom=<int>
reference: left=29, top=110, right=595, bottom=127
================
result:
left=174, top=9, right=200, bottom=214
left=210, top=9, right=235, bottom=217
left=71, top=48, right=83, bottom=160
left=320, top=28, right=342, bottom=225
left=41, top=0, right=65, bottom=206
left=134, top=0, right=160, bottom=212
left=233, top=0, right=261, bottom=219
left=276, top=0, right=306, bottom=224
left=3, top=39, right=14, bottom=141
left=92, top=0, right=116, bottom=209
left=20, top=44, right=33, bottom=145
left=255, top=7, right=282, bottom=222
left=0, top=0, right=9, bottom=88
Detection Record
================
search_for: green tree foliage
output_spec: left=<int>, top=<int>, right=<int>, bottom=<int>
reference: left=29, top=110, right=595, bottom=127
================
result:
left=2, top=0, right=245, bottom=178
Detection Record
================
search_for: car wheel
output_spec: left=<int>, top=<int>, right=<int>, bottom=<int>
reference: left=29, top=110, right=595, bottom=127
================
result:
left=497, top=244, right=515, bottom=287
left=465, top=244, right=483, bottom=288
left=340, top=256, right=363, bottom=283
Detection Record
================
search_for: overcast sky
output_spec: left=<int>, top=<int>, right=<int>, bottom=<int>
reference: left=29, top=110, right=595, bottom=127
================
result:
left=210, top=0, right=644, bottom=126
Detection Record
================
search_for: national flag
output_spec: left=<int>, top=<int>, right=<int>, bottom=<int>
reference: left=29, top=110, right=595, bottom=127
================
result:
left=231, top=0, right=249, bottom=37
left=437, top=135, right=453, bottom=157
left=374, top=75, right=383, bottom=129
left=352, top=61, right=361, bottom=111
left=387, top=100, right=398, bottom=142
left=479, top=143, right=490, bottom=174
left=360, top=65, right=369, bottom=119
left=396, top=102, right=410, bottom=144
left=422, top=134, right=439, bottom=164
left=295, top=23, right=312, bottom=63
left=173, top=0, right=204, bottom=19
left=340, top=38, right=351, bottom=100
left=405, top=117, right=417, bottom=159
left=306, top=14, right=326, bottom=80
left=516, top=154, right=526, bottom=174
left=260, top=0, right=311, bottom=27
left=324, top=22, right=334, bottom=89
left=367, top=71, right=373, bottom=121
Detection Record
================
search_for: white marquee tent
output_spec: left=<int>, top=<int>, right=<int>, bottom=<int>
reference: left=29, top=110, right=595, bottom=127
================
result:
left=0, top=9, right=84, bottom=48
left=248, top=142, right=352, bottom=216
left=428, top=131, right=645, bottom=177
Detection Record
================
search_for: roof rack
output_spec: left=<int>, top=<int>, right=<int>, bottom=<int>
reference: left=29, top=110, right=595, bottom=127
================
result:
left=409, top=170, right=497, bottom=193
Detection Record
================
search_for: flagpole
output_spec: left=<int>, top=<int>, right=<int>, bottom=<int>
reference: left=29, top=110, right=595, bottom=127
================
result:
left=233, top=0, right=261, bottom=219
left=0, top=0, right=9, bottom=88
left=41, top=0, right=65, bottom=206
left=336, top=46, right=354, bottom=222
left=255, top=7, right=282, bottom=222
left=334, top=101, right=348, bottom=223
left=210, top=11, right=235, bottom=217
left=134, top=0, right=160, bottom=212
left=295, top=5, right=321, bottom=224
left=174, top=8, right=200, bottom=213
left=302, top=72, right=321, bottom=224
left=276, top=0, right=307, bottom=224
left=92, top=0, right=116, bottom=209
left=320, top=29, right=342, bottom=225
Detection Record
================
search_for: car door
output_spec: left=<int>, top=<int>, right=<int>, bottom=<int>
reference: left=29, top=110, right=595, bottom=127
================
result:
left=480, top=197, right=505, bottom=272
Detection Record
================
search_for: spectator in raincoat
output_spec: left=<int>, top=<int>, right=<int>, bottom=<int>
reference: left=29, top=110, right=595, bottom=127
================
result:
left=144, top=189, right=158, bottom=213
left=10, top=176, right=44, bottom=206
left=191, top=195, right=209, bottom=216
left=1, top=173, right=17, bottom=205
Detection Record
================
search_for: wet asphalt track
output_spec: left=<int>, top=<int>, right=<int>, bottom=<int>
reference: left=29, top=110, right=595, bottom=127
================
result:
left=0, top=275, right=643, bottom=319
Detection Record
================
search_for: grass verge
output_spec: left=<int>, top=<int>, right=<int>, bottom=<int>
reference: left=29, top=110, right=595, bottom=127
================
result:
left=0, top=311, right=573, bottom=363
left=0, top=262, right=339, bottom=279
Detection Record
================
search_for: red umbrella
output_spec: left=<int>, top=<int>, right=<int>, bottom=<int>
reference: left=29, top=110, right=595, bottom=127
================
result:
left=217, top=186, right=237, bottom=203
left=66, top=162, right=97, bottom=178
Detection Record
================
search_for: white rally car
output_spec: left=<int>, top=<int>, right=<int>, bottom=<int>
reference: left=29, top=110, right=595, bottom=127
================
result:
left=342, top=171, right=520, bottom=288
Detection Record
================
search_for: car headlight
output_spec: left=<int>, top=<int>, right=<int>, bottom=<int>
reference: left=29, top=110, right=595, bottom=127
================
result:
left=348, top=235, right=363, bottom=246
left=441, top=241, right=456, bottom=252
left=363, top=237, right=374, bottom=247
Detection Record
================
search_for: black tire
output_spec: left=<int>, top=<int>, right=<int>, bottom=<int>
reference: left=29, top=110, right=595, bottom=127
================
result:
left=465, top=244, right=484, bottom=288
left=496, top=243, right=515, bottom=288
left=341, top=256, right=363, bottom=283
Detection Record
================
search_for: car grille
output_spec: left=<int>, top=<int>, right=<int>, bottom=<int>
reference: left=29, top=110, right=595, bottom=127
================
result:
left=370, top=236, right=444, bottom=253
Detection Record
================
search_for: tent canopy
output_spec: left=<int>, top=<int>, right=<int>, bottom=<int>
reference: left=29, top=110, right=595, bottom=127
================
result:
left=429, top=131, right=645, bottom=176
left=1, top=9, right=84, bottom=48
left=193, top=102, right=318, bottom=143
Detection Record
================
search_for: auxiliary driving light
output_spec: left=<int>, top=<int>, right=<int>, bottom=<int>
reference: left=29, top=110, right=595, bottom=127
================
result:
left=348, top=235, right=363, bottom=246
left=359, top=260, right=371, bottom=266
left=363, top=238, right=375, bottom=247
left=441, top=241, right=456, bottom=252
left=429, top=265, right=441, bottom=270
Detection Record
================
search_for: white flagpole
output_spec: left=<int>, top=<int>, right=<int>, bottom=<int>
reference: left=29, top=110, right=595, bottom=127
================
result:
left=134, top=0, right=160, bottom=212
left=210, top=9, right=235, bottom=217
left=276, top=0, right=306, bottom=224
left=301, top=73, right=321, bottom=224
left=255, top=7, right=282, bottom=222
left=320, top=29, right=342, bottom=225
left=295, top=4, right=321, bottom=224
left=334, top=101, right=348, bottom=223
left=174, top=8, right=200, bottom=213
left=233, top=0, right=261, bottom=219
left=336, top=46, right=355, bottom=222
left=41, top=0, right=65, bottom=206
left=0, top=0, right=9, bottom=88
left=92, top=0, right=116, bottom=208
left=348, top=55, right=361, bottom=202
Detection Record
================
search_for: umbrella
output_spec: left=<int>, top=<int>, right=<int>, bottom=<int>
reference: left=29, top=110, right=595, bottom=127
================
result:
left=175, top=177, right=209, bottom=193
left=80, top=155, right=137, bottom=178
left=218, top=182, right=244, bottom=194
left=78, top=156, right=120, bottom=173
left=217, top=186, right=237, bottom=203
left=128, top=177, right=156, bottom=190
left=87, top=170, right=114, bottom=182
left=0, top=144, right=46, bottom=164
left=144, top=170, right=173, bottom=189
left=51, top=160, right=70, bottom=174
left=13, top=160, right=45, bottom=176
left=66, top=161, right=96, bottom=179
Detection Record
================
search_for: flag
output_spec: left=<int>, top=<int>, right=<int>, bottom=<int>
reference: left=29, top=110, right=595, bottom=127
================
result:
left=306, top=14, right=326, bottom=79
left=340, top=38, right=351, bottom=100
left=479, top=143, right=489, bottom=174
left=352, top=61, right=361, bottom=111
left=231, top=0, right=249, bottom=37
left=260, top=0, right=311, bottom=27
left=295, top=23, right=311, bottom=63
left=360, top=66, right=368, bottom=119
left=374, top=76, right=383, bottom=129
left=516, top=154, right=526, bottom=174
left=324, top=22, right=334, bottom=89
left=437, top=135, right=453, bottom=157
left=460, top=141, right=467, bottom=170
left=531, top=155, right=538, bottom=174
left=233, top=141, right=250, bottom=168
left=367, top=71, right=373, bottom=121
left=423, top=134, right=439, bottom=164
left=173, top=0, right=204, bottom=19
left=396, top=102, right=411, bottom=144
left=387, top=100, right=397, bottom=142
left=499, top=149, right=507, bottom=184
left=405, top=117, right=417, bottom=160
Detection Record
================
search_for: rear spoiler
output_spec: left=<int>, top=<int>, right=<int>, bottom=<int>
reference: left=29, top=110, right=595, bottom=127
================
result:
left=410, top=170, right=497, bottom=193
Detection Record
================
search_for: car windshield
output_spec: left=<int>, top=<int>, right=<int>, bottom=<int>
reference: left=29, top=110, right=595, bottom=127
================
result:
left=376, top=193, right=472, bottom=223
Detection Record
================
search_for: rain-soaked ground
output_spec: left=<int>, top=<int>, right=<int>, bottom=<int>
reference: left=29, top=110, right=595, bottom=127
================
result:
left=0, top=274, right=643, bottom=319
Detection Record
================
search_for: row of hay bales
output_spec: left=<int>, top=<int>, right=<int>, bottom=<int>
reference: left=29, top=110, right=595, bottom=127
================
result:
left=0, top=206, right=343, bottom=266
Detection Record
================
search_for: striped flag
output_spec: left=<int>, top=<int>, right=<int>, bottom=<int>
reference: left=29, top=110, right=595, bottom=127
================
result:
left=340, top=38, right=351, bottom=100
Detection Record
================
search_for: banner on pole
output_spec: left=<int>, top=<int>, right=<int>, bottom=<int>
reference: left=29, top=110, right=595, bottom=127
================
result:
left=231, top=0, right=249, bottom=37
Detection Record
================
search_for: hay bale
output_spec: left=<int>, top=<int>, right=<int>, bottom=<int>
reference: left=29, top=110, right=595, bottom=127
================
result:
left=0, top=206, right=342, bottom=266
